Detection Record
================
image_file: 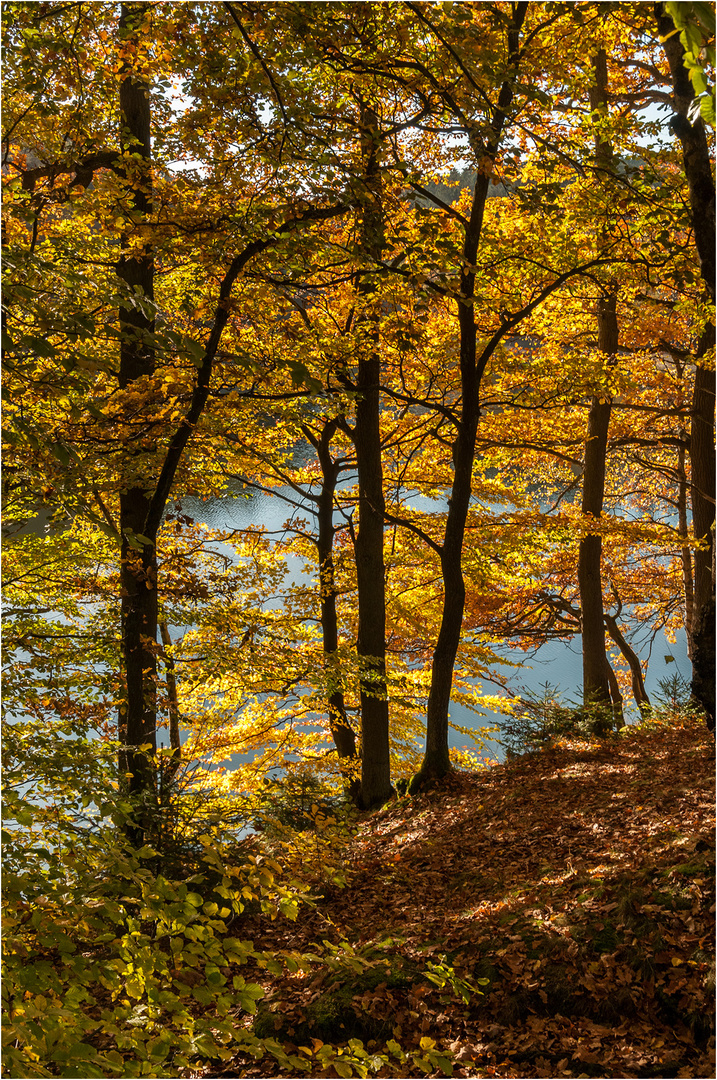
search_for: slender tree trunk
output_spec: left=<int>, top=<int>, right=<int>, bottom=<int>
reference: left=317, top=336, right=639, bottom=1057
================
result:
left=677, top=432, right=695, bottom=658
left=412, top=175, right=485, bottom=788
left=604, top=612, right=651, bottom=714
left=577, top=49, right=615, bottom=717
left=315, top=422, right=359, bottom=795
left=354, top=105, right=392, bottom=810
left=159, top=620, right=182, bottom=762
left=157, top=619, right=181, bottom=835
left=691, top=337, right=715, bottom=608
left=413, top=3, right=528, bottom=787
left=655, top=4, right=716, bottom=729
left=604, top=658, right=624, bottom=727
left=420, top=417, right=478, bottom=781
left=116, top=2, right=158, bottom=824
left=578, top=385, right=613, bottom=712
left=691, top=329, right=716, bottom=729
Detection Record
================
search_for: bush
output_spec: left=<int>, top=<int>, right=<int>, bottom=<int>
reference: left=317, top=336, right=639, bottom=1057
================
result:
left=250, top=769, right=359, bottom=888
left=501, top=681, right=616, bottom=756
left=2, top=725, right=466, bottom=1078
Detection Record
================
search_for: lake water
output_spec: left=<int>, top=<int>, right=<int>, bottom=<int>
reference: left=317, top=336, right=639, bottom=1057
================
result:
left=179, top=483, right=691, bottom=763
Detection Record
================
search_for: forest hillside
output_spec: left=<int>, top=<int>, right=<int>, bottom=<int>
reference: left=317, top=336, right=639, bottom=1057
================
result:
left=207, top=715, right=715, bottom=1080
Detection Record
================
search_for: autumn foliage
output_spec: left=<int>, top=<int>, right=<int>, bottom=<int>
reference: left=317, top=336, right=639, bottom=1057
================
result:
left=1, top=1, right=715, bottom=1077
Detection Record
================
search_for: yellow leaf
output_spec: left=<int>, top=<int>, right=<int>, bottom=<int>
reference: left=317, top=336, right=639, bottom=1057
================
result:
left=420, top=1036, right=436, bottom=1051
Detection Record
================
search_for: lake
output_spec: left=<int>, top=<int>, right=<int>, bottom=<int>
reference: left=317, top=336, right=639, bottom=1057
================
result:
left=178, top=481, right=691, bottom=763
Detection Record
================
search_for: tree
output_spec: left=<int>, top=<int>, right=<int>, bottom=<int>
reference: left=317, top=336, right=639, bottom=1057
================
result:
left=3, top=0, right=353, bottom=835
left=656, top=1, right=716, bottom=728
left=577, top=47, right=621, bottom=721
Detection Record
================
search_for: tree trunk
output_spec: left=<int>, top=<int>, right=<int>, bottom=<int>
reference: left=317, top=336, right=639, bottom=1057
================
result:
left=577, top=49, right=616, bottom=717
left=412, top=3, right=528, bottom=788
left=604, top=657, right=624, bottom=728
left=655, top=3, right=716, bottom=729
left=691, top=330, right=716, bottom=729
left=654, top=4, right=715, bottom=304
left=577, top=386, right=613, bottom=712
left=159, top=620, right=182, bottom=760
left=691, top=333, right=715, bottom=623
left=604, top=611, right=651, bottom=715
left=315, top=421, right=359, bottom=795
left=116, top=2, right=158, bottom=826
left=354, top=105, right=392, bottom=810
left=677, top=431, right=695, bottom=658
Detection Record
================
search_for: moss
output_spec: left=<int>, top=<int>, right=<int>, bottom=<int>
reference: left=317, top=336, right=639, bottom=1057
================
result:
left=571, top=919, right=620, bottom=955
left=472, top=957, right=498, bottom=985
left=626, top=948, right=658, bottom=981
left=652, top=886, right=693, bottom=911
left=594, top=985, right=638, bottom=1022
left=661, top=857, right=712, bottom=878
left=254, top=955, right=424, bottom=1044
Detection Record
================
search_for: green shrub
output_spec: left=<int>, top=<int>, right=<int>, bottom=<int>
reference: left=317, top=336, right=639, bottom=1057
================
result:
left=501, top=681, right=617, bottom=756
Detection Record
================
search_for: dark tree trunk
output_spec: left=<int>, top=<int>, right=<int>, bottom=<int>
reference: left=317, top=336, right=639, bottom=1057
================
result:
left=116, top=2, right=158, bottom=823
left=604, top=658, right=624, bottom=727
left=654, top=4, right=716, bottom=304
left=577, top=384, right=613, bottom=711
left=159, top=621, right=182, bottom=761
left=691, top=332, right=716, bottom=729
left=421, top=417, right=477, bottom=781
left=691, top=332, right=716, bottom=621
left=677, top=432, right=695, bottom=658
left=655, top=4, right=716, bottom=729
left=577, top=49, right=616, bottom=716
left=354, top=105, right=392, bottom=810
left=412, top=3, right=528, bottom=788
left=314, top=422, right=359, bottom=794
left=107, top=13, right=356, bottom=836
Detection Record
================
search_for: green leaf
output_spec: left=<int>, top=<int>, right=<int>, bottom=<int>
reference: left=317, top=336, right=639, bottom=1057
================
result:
left=700, top=94, right=716, bottom=125
left=24, top=334, right=57, bottom=358
left=134, top=845, right=158, bottom=858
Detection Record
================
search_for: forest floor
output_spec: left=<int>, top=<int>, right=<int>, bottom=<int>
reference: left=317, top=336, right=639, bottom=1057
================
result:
left=209, top=716, right=715, bottom=1079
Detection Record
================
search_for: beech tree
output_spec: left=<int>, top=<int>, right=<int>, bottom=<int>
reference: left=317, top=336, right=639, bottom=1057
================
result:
left=3, top=0, right=352, bottom=831
left=655, top=0, right=716, bottom=728
left=577, top=48, right=620, bottom=720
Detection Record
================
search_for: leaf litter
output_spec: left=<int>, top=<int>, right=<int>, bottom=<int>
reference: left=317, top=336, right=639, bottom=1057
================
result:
left=205, top=716, right=714, bottom=1079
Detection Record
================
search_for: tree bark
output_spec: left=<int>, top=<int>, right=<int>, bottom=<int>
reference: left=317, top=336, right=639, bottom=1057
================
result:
left=677, top=431, right=695, bottom=658
left=577, top=49, right=616, bottom=717
left=577, top=386, right=613, bottom=712
left=412, top=2, right=528, bottom=788
left=116, top=2, right=158, bottom=824
left=654, top=4, right=715, bottom=304
left=604, top=657, right=624, bottom=727
left=315, top=421, right=359, bottom=794
left=159, top=620, right=182, bottom=760
left=354, top=104, right=392, bottom=810
left=691, top=329, right=716, bottom=729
